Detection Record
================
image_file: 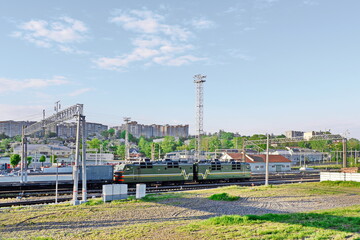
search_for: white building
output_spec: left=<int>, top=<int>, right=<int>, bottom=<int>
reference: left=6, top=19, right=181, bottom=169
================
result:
left=265, top=147, right=324, bottom=165
left=221, top=153, right=292, bottom=173
left=13, top=144, right=72, bottom=157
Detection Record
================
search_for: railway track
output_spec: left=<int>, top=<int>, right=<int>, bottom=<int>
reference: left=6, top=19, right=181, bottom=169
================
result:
left=0, top=174, right=319, bottom=208
left=0, top=172, right=318, bottom=198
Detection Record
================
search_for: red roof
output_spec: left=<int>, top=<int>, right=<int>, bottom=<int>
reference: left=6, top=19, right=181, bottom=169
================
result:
left=226, top=153, right=244, bottom=160
left=225, top=153, right=291, bottom=163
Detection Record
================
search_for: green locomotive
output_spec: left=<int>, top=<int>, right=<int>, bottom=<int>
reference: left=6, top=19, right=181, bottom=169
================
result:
left=114, top=160, right=251, bottom=184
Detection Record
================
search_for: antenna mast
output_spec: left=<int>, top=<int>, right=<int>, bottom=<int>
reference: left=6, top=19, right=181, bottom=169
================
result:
left=194, top=74, right=206, bottom=162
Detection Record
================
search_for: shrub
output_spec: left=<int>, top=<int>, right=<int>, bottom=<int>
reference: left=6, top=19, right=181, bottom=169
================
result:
left=208, top=193, right=240, bottom=201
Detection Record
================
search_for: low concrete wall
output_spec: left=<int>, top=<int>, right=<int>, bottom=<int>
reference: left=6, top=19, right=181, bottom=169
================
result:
left=102, top=184, right=128, bottom=202
left=320, top=172, right=360, bottom=182
left=0, top=175, right=72, bottom=183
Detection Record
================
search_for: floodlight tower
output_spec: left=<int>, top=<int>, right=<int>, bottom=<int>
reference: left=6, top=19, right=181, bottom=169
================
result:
left=194, top=74, right=206, bottom=161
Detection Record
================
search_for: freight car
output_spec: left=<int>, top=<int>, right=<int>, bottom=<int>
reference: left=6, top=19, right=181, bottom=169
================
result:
left=113, top=160, right=251, bottom=185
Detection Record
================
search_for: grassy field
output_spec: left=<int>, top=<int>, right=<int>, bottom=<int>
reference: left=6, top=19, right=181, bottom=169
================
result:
left=1, top=182, right=360, bottom=240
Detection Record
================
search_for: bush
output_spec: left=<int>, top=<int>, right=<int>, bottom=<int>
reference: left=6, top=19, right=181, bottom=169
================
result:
left=208, top=193, right=240, bottom=201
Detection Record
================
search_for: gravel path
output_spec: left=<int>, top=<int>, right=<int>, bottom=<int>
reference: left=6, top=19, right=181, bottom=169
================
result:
left=1, top=191, right=360, bottom=239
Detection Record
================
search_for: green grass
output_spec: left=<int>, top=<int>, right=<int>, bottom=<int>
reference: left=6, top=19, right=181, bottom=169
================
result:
left=182, top=206, right=360, bottom=239
left=82, top=198, right=103, bottom=206
left=2, top=182, right=360, bottom=240
left=292, top=164, right=342, bottom=170
left=208, top=193, right=240, bottom=201
left=320, top=180, right=360, bottom=188
left=140, top=193, right=186, bottom=202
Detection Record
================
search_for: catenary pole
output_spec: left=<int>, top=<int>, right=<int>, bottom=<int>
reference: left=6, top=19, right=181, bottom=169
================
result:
left=265, top=134, right=270, bottom=186
left=343, top=138, right=347, bottom=168
left=81, top=115, right=87, bottom=202
left=72, top=113, right=81, bottom=205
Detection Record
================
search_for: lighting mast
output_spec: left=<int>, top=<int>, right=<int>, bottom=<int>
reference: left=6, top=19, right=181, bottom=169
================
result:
left=194, top=74, right=206, bottom=162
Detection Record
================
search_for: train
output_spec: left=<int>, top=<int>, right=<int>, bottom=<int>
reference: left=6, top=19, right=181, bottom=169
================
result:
left=113, top=159, right=251, bottom=185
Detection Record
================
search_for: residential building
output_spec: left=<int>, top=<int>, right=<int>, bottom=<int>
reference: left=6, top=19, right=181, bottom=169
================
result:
left=55, top=122, right=108, bottom=138
left=260, top=147, right=325, bottom=165
left=13, top=144, right=72, bottom=157
left=285, top=131, right=304, bottom=138
left=303, top=131, right=326, bottom=140
left=0, top=120, right=36, bottom=137
left=113, top=121, right=189, bottom=138
left=220, top=153, right=292, bottom=173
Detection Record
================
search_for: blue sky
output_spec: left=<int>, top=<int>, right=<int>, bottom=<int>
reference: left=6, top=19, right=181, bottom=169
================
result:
left=1, top=0, right=360, bottom=138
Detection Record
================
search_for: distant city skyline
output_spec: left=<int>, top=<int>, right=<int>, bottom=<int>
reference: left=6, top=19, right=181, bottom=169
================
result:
left=1, top=1, right=360, bottom=138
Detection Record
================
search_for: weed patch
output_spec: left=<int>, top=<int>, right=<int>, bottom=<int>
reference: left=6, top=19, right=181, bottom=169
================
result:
left=141, top=193, right=185, bottom=202
left=320, top=181, right=360, bottom=188
left=208, top=193, right=239, bottom=201
left=82, top=198, right=103, bottom=206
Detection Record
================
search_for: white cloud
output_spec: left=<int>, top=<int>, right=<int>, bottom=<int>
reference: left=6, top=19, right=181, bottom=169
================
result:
left=95, top=9, right=206, bottom=70
left=110, top=9, right=190, bottom=41
left=68, top=88, right=93, bottom=97
left=226, top=49, right=255, bottom=61
left=58, top=45, right=89, bottom=54
left=12, top=17, right=88, bottom=54
left=153, top=55, right=207, bottom=66
left=191, top=18, right=216, bottom=29
left=0, top=104, right=44, bottom=121
left=0, top=76, right=69, bottom=93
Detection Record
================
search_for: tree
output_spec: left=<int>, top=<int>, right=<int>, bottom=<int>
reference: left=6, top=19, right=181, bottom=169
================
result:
left=108, top=128, right=115, bottom=138
left=232, top=137, right=243, bottom=149
left=27, top=156, right=33, bottom=167
left=87, top=138, right=101, bottom=152
left=348, top=138, right=360, bottom=151
left=138, top=137, right=152, bottom=157
left=116, top=145, right=126, bottom=160
left=298, top=141, right=311, bottom=149
left=39, top=155, right=46, bottom=167
left=10, top=154, right=21, bottom=169
left=221, top=139, right=233, bottom=149
left=101, top=130, right=109, bottom=139
left=310, top=140, right=329, bottom=152
left=219, top=131, right=234, bottom=140
left=0, top=133, right=9, bottom=140
left=118, top=131, right=137, bottom=143
left=187, top=138, right=196, bottom=150
left=101, top=140, right=109, bottom=152
left=46, top=132, right=57, bottom=138
left=50, top=155, right=57, bottom=164
left=208, top=136, right=221, bottom=152
left=0, top=139, right=11, bottom=152
left=160, top=136, right=176, bottom=154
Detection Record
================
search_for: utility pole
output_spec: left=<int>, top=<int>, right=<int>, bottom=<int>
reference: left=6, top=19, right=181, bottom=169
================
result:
left=21, top=126, right=27, bottom=183
left=54, top=101, right=60, bottom=204
left=72, top=113, right=81, bottom=205
left=124, top=117, right=131, bottom=161
left=265, top=134, right=270, bottom=186
left=343, top=138, right=347, bottom=168
left=194, top=74, right=206, bottom=162
left=151, top=142, right=155, bottom=161
left=81, top=115, right=87, bottom=203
